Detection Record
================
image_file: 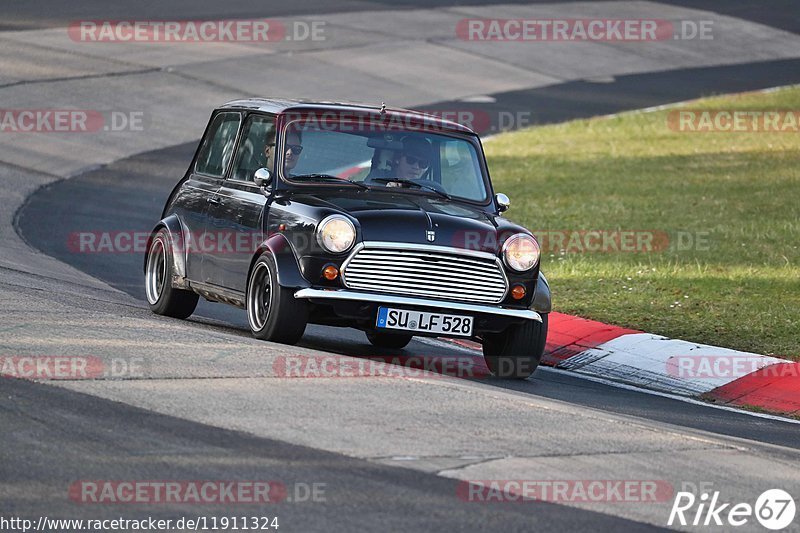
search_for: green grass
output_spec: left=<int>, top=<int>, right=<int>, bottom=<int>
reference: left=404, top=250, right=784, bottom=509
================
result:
left=485, top=86, right=800, bottom=359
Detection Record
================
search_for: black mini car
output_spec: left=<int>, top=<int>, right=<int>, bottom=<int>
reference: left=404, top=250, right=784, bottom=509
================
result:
left=144, top=99, right=550, bottom=378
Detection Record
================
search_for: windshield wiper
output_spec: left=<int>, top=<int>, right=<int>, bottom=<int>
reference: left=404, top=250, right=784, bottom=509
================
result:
left=373, top=177, right=451, bottom=200
left=292, top=173, right=370, bottom=190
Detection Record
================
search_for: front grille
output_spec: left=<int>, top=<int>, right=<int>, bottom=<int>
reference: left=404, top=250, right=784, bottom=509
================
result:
left=341, top=245, right=508, bottom=303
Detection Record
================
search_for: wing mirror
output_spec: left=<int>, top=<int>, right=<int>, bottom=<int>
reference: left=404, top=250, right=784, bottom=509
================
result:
left=495, top=192, right=510, bottom=213
left=254, top=168, right=272, bottom=190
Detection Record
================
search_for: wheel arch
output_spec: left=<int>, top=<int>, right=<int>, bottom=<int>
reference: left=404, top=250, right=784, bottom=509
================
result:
left=144, top=215, right=188, bottom=288
left=531, top=272, right=552, bottom=314
left=249, top=233, right=310, bottom=290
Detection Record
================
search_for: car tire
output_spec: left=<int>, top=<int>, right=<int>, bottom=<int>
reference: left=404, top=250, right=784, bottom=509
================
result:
left=145, top=228, right=199, bottom=319
left=482, top=313, right=548, bottom=379
left=247, top=252, right=308, bottom=344
left=365, top=331, right=413, bottom=349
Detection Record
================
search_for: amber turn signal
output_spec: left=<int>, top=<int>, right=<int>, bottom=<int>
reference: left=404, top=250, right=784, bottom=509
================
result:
left=510, top=284, right=526, bottom=300
left=323, top=265, right=340, bottom=281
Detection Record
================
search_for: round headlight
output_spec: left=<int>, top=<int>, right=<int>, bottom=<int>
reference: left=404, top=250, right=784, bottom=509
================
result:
left=502, top=234, right=540, bottom=272
left=316, top=215, right=356, bottom=254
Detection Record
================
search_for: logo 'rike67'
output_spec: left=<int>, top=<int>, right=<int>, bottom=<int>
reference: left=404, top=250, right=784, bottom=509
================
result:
left=669, top=489, right=796, bottom=530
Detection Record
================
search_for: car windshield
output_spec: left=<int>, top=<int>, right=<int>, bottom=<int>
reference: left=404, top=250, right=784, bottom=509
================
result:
left=280, top=119, right=490, bottom=202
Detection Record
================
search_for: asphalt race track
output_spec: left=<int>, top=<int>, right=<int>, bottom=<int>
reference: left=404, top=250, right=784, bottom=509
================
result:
left=15, top=136, right=800, bottom=450
left=3, top=1, right=800, bottom=531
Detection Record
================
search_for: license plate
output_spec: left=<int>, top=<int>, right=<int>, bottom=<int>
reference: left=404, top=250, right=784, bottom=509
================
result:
left=376, top=307, right=473, bottom=337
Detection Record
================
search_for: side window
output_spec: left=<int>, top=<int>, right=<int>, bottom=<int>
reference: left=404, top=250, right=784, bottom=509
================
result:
left=195, top=112, right=241, bottom=177
left=231, top=114, right=276, bottom=182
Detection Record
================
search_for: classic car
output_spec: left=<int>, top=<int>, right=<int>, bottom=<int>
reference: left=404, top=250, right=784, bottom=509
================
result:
left=144, top=99, right=551, bottom=378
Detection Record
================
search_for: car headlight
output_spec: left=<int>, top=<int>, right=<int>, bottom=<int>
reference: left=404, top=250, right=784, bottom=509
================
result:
left=502, top=234, right=540, bottom=272
left=316, top=215, right=356, bottom=254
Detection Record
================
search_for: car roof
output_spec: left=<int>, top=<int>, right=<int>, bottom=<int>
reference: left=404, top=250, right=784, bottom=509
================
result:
left=218, top=98, right=476, bottom=135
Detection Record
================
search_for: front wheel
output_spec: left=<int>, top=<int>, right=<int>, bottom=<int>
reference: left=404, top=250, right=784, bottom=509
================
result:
left=145, top=228, right=198, bottom=319
left=246, top=252, right=308, bottom=344
left=482, top=314, right=548, bottom=379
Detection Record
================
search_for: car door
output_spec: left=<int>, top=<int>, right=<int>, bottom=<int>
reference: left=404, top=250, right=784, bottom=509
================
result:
left=203, top=113, right=275, bottom=293
left=170, top=111, right=241, bottom=283
left=180, top=110, right=242, bottom=286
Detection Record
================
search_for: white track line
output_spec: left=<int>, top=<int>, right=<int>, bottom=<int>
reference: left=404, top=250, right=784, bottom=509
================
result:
left=413, top=337, right=800, bottom=425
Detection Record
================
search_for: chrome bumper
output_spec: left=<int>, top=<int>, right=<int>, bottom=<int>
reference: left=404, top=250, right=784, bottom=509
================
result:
left=293, top=288, right=542, bottom=322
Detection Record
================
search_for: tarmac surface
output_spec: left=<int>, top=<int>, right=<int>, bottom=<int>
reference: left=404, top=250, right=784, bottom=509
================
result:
left=3, top=1, right=800, bottom=530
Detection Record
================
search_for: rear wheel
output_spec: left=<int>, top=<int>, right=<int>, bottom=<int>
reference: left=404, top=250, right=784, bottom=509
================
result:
left=145, top=228, right=198, bottom=319
left=365, top=331, right=413, bottom=349
left=247, top=252, right=308, bottom=344
left=482, top=314, right=548, bottom=379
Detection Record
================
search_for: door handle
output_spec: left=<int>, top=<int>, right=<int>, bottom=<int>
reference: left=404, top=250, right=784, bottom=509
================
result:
left=207, top=196, right=222, bottom=205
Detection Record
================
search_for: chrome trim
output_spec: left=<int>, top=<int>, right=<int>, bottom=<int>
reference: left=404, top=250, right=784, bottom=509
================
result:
left=341, top=241, right=509, bottom=304
left=253, top=167, right=272, bottom=188
left=342, top=270, right=505, bottom=291
left=294, top=288, right=541, bottom=322
left=354, top=241, right=499, bottom=262
left=145, top=234, right=167, bottom=305
left=344, top=259, right=502, bottom=277
left=495, top=192, right=510, bottom=212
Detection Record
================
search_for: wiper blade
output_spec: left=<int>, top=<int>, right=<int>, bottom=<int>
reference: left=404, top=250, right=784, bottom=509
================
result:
left=292, top=173, right=370, bottom=190
left=373, top=178, right=451, bottom=200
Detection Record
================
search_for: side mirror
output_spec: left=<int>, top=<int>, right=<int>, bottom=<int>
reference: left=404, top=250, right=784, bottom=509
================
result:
left=495, top=192, right=510, bottom=213
left=253, top=168, right=272, bottom=189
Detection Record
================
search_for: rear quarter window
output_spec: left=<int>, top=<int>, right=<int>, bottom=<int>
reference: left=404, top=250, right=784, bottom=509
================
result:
left=195, top=112, right=241, bottom=177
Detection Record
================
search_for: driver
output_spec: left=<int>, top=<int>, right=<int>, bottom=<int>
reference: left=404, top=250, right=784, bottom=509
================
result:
left=387, top=136, right=432, bottom=186
left=264, top=128, right=303, bottom=177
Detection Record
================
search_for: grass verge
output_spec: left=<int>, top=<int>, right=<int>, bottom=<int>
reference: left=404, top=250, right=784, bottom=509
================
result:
left=485, top=86, right=800, bottom=360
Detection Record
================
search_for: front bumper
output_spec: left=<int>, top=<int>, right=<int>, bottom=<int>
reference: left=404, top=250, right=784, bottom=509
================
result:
left=294, top=288, right=542, bottom=322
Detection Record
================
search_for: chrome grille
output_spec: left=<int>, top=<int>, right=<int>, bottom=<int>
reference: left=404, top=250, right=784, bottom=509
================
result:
left=341, top=245, right=508, bottom=303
